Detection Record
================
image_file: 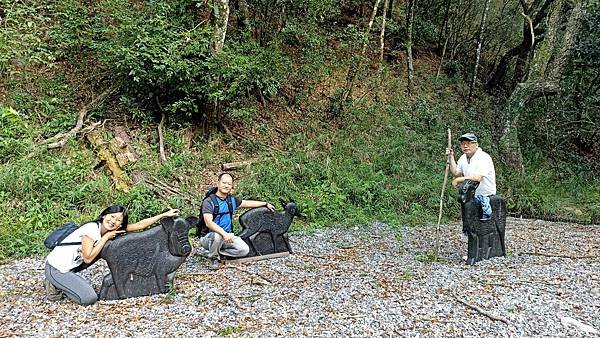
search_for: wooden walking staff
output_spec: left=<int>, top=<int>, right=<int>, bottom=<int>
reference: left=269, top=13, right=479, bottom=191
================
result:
left=434, top=128, right=452, bottom=260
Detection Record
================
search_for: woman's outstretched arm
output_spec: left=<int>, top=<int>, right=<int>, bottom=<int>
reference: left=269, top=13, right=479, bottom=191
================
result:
left=126, top=209, right=180, bottom=232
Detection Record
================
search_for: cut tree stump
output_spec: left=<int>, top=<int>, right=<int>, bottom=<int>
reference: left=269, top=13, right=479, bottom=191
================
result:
left=87, top=130, right=135, bottom=192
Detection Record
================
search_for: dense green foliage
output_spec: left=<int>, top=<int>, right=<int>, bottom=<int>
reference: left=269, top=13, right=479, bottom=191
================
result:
left=1, top=0, right=598, bottom=261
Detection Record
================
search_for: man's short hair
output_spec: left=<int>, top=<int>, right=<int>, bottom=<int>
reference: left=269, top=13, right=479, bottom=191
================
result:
left=217, top=172, right=234, bottom=181
left=458, top=133, right=478, bottom=142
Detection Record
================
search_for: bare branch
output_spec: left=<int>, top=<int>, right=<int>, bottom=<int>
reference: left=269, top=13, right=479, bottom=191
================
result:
left=520, top=12, right=534, bottom=48
left=224, top=264, right=276, bottom=285
left=520, top=251, right=597, bottom=259
left=158, top=112, right=167, bottom=163
left=42, top=85, right=117, bottom=149
left=453, top=292, right=510, bottom=325
left=155, top=96, right=167, bottom=163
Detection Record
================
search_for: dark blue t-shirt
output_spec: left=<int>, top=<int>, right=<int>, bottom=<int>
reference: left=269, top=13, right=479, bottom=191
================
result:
left=201, top=195, right=242, bottom=233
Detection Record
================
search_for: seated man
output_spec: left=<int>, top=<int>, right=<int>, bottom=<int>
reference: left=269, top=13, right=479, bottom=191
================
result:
left=446, top=133, right=496, bottom=222
left=200, top=173, right=274, bottom=270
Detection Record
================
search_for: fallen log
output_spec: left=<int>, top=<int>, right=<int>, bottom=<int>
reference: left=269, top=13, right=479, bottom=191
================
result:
left=221, top=160, right=253, bottom=171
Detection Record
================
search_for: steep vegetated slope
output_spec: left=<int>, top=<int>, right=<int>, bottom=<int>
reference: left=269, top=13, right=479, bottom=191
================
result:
left=0, top=0, right=598, bottom=261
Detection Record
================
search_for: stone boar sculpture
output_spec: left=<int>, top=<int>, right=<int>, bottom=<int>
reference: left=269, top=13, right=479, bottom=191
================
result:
left=99, top=216, right=194, bottom=300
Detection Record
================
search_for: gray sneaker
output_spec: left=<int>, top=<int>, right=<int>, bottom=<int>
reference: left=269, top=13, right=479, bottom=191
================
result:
left=208, top=257, right=221, bottom=270
left=44, top=279, right=63, bottom=301
left=196, top=247, right=210, bottom=258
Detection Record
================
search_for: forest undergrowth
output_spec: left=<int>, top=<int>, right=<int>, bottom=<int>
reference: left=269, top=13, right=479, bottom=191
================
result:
left=1, top=0, right=598, bottom=262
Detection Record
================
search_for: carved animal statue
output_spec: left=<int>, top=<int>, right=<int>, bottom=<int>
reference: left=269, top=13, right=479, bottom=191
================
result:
left=99, top=216, right=194, bottom=300
left=458, top=180, right=507, bottom=265
left=237, top=200, right=300, bottom=257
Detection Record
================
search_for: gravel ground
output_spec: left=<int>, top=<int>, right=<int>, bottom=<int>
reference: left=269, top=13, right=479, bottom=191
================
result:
left=0, top=217, right=599, bottom=337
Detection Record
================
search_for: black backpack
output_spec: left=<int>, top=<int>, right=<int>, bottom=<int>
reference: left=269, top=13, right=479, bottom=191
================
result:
left=44, top=222, right=81, bottom=249
left=196, top=187, right=235, bottom=237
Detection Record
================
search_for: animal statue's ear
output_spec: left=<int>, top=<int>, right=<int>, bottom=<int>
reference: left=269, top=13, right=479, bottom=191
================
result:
left=160, top=216, right=174, bottom=228
left=185, top=216, right=199, bottom=228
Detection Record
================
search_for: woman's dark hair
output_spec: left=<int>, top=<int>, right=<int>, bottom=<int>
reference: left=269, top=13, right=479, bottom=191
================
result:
left=93, top=205, right=129, bottom=231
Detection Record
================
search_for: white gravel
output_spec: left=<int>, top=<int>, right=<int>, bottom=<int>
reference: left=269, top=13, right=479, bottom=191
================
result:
left=0, top=217, right=598, bottom=337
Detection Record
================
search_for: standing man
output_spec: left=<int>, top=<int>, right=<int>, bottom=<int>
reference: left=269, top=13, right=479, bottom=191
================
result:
left=446, top=133, right=496, bottom=221
left=201, top=172, right=275, bottom=270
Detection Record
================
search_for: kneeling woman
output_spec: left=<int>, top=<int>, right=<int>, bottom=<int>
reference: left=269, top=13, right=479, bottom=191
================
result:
left=44, top=205, right=179, bottom=305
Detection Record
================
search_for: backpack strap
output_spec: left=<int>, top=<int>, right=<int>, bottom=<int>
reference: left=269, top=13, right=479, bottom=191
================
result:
left=207, top=194, right=236, bottom=224
left=196, top=192, right=235, bottom=237
left=208, top=194, right=220, bottom=216
left=53, top=221, right=99, bottom=247
left=56, top=242, right=81, bottom=246
left=225, top=195, right=235, bottom=221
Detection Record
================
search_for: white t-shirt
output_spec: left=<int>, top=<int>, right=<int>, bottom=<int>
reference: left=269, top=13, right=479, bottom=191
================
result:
left=46, top=222, right=101, bottom=273
left=457, top=147, right=496, bottom=196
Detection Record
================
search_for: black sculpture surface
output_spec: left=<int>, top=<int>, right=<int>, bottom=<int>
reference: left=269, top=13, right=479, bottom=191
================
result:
left=458, top=180, right=507, bottom=265
left=237, top=200, right=300, bottom=257
left=99, top=216, right=194, bottom=300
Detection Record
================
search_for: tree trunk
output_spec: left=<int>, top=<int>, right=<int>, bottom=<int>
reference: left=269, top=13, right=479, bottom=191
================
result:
left=497, top=0, right=584, bottom=171
left=212, top=0, right=230, bottom=52
left=406, top=0, right=415, bottom=96
left=360, top=0, right=382, bottom=56
left=387, top=0, right=394, bottom=19
left=87, top=131, right=133, bottom=192
left=447, top=0, right=474, bottom=72
left=234, top=0, right=251, bottom=36
left=437, top=0, right=452, bottom=54
left=498, top=81, right=560, bottom=172
left=379, top=0, right=390, bottom=65
left=155, top=96, right=168, bottom=163
left=486, top=0, right=556, bottom=93
left=486, top=19, right=533, bottom=91
left=377, top=0, right=391, bottom=100
left=468, top=0, right=491, bottom=100
left=435, top=35, right=450, bottom=80
left=545, top=0, right=584, bottom=82
left=338, top=0, right=382, bottom=113
left=513, top=14, right=534, bottom=86
left=435, top=0, right=452, bottom=78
